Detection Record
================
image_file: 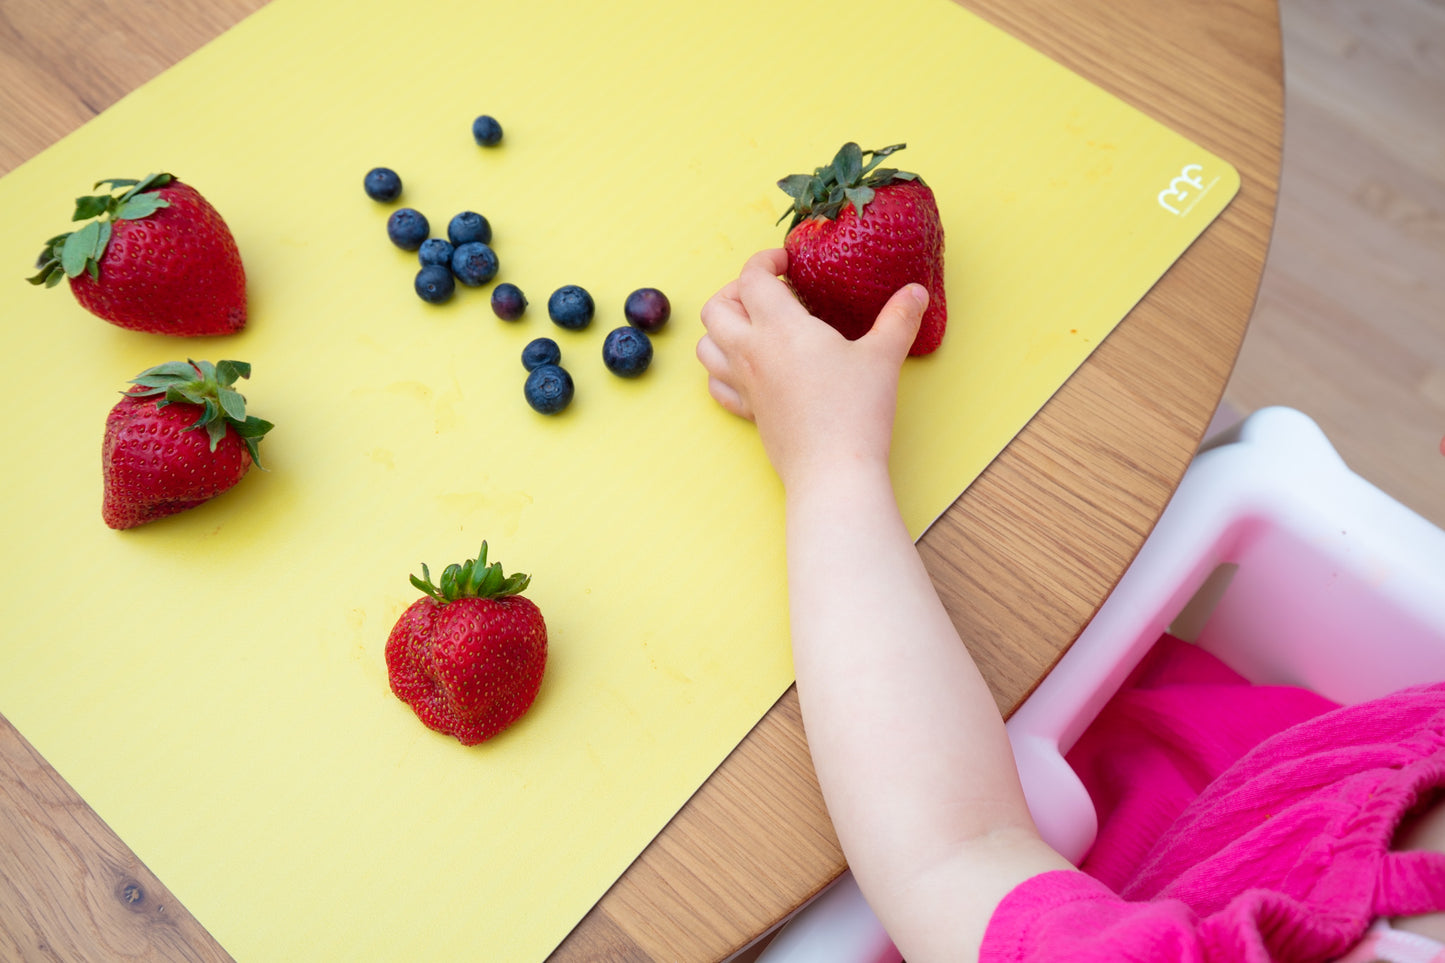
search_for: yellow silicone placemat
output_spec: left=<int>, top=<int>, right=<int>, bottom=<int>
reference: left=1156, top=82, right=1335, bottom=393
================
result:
left=0, top=0, right=1236, bottom=958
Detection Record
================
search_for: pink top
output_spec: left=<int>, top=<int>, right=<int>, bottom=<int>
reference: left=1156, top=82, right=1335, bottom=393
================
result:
left=981, top=638, right=1445, bottom=962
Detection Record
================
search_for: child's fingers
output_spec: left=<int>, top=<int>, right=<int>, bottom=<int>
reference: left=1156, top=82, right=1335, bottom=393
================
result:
left=697, top=331, right=753, bottom=419
left=737, top=250, right=806, bottom=327
left=739, top=247, right=787, bottom=279
left=864, top=283, right=928, bottom=361
left=706, top=374, right=751, bottom=420
left=710, top=278, right=742, bottom=310
left=695, top=332, right=733, bottom=383
left=700, top=299, right=756, bottom=359
left=700, top=278, right=755, bottom=340
left=700, top=285, right=738, bottom=327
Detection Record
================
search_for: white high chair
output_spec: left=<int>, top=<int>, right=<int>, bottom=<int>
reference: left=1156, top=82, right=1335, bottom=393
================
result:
left=752, top=406, right=1445, bottom=963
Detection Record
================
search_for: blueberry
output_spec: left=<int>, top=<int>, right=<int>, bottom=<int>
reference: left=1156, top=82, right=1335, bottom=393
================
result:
left=414, top=264, right=455, bottom=304
left=448, top=211, right=492, bottom=246
left=521, top=337, right=561, bottom=371
left=492, top=283, right=528, bottom=321
left=624, top=287, right=671, bottom=333
left=387, top=208, right=429, bottom=251
left=472, top=115, right=503, bottom=147
left=602, top=326, right=654, bottom=378
left=418, top=238, right=454, bottom=268
left=547, top=285, right=595, bottom=330
left=364, top=167, right=402, bottom=202
left=524, top=364, right=574, bottom=414
left=450, top=242, right=499, bottom=286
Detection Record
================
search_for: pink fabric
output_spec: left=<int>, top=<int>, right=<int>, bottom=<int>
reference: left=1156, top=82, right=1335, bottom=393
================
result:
left=981, top=637, right=1445, bottom=963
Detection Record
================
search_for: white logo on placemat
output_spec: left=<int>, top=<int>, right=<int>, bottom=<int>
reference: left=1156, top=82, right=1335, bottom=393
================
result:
left=1158, top=164, right=1216, bottom=216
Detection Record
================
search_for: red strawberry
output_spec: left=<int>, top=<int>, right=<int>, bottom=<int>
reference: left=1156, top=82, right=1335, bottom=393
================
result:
left=385, top=543, right=548, bottom=746
left=778, top=143, right=946, bottom=355
left=30, top=173, right=247, bottom=336
left=102, top=360, right=273, bottom=529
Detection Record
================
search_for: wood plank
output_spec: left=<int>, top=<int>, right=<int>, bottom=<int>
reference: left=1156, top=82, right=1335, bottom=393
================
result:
left=0, top=717, right=231, bottom=961
left=1223, top=0, right=1445, bottom=528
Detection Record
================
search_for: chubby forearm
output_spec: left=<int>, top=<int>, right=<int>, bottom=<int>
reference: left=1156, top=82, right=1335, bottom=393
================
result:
left=784, top=464, right=1069, bottom=957
left=785, top=463, right=1029, bottom=841
left=697, top=249, right=1072, bottom=956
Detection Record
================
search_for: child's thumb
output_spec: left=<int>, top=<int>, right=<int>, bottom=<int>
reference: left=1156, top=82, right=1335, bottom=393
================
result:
left=867, top=283, right=928, bottom=358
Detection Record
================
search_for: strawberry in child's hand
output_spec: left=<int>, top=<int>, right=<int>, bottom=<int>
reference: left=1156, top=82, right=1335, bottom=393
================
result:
left=102, top=360, right=272, bottom=530
left=778, top=143, right=946, bottom=355
left=386, top=543, right=548, bottom=746
left=29, top=173, right=247, bottom=336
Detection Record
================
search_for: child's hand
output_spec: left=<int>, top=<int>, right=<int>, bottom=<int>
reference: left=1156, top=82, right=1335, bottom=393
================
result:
left=696, top=248, right=928, bottom=491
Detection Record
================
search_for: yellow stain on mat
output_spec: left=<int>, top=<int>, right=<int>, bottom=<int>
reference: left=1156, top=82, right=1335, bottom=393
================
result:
left=0, top=0, right=1235, bottom=958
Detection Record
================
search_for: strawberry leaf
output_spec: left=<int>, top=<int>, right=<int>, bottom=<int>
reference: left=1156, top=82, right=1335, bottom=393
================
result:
left=72, top=194, right=115, bottom=221
left=776, top=142, right=919, bottom=229
left=134, top=360, right=203, bottom=386
left=217, top=387, right=247, bottom=422
left=408, top=542, right=531, bottom=604
left=835, top=143, right=864, bottom=184
left=34, top=174, right=175, bottom=286
left=777, top=174, right=814, bottom=200
left=115, top=193, right=169, bottom=220
left=233, top=416, right=272, bottom=437
left=28, top=265, right=63, bottom=287
left=410, top=564, right=438, bottom=599
left=199, top=416, right=227, bottom=452
left=844, top=186, right=875, bottom=217
left=117, top=173, right=173, bottom=201
left=859, top=143, right=905, bottom=177
left=215, top=360, right=251, bottom=385
left=60, top=221, right=101, bottom=277
left=234, top=416, right=274, bottom=468
left=26, top=235, right=69, bottom=286
left=122, top=358, right=271, bottom=462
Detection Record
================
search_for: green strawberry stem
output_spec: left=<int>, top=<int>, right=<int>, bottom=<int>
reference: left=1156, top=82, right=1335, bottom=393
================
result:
left=125, top=359, right=273, bottom=465
left=410, top=542, right=531, bottom=604
left=776, top=143, right=921, bottom=230
left=28, top=173, right=175, bottom=287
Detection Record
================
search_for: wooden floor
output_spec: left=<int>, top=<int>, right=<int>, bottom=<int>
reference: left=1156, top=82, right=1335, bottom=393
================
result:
left=1220, top=0, right=1445, bottom=527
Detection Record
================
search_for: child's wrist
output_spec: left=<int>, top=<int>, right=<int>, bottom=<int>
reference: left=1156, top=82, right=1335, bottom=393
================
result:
left=781, top=453, right=894, bottom=503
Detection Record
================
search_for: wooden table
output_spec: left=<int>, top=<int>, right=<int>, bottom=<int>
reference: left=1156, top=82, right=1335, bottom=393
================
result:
left=0, top=1, right=1282, bottom=959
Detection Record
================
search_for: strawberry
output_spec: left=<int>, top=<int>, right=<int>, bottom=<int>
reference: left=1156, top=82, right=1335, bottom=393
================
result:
left=385, top=543, right=548, bottom=746
left=30, top=173, right=247, bottom=336
left=778, top=143, right=947, bottom=355
left=102, top=360, right=273, bottom=530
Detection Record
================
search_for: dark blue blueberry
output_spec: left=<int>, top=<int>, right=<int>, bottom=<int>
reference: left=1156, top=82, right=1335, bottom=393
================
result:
left=492, top=283, right=528, bottom=321
left=524, top=364, right=574, bottom=414
left=418, top=238, right=454, bottom=268
left=447, top=211, right=492, bottom=246
left=472, top=115, right=503, bottom=147
left=624, top=287, right=671, bottom=333
left=387, top=208, right=429, bottom=251
left=547, top=285, right=595, bottom=330
left=450, top=242, right=499, bottom=286
left=414, top=264, right=455, bottom=304
left=602, top=326, right=654, bottom=378
left=521, top=337, right=561, bottom=371
left=364, top=167, right=402, bottom=202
